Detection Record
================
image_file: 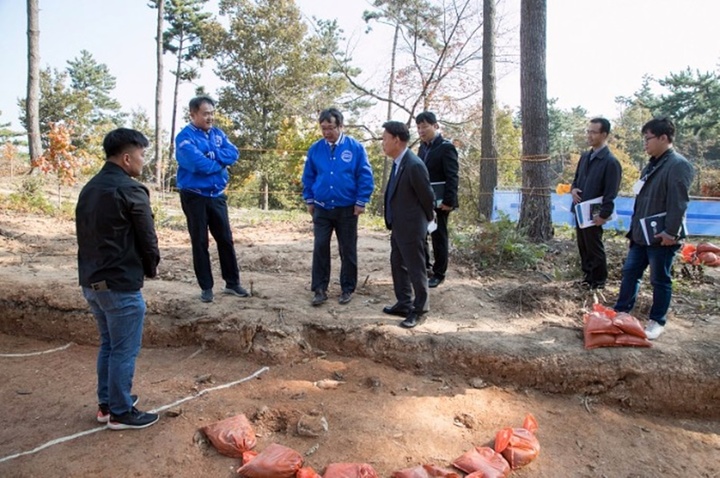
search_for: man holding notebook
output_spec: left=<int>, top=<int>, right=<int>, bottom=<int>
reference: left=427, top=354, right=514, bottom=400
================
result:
left=571, top=118, right=622, bottom=291
left=614, top=117, right=694, bottom=340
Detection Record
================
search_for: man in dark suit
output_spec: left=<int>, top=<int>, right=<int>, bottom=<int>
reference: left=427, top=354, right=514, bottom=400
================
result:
left=416, top=111, right=459, bottom=288
left=381, top=121, right=436, bottom=328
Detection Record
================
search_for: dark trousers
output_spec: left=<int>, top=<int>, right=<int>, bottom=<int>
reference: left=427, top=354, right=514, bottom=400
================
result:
left=575, top=224, right=607, bottom=287
left=180, top=190, right=240, bottom=291
left=392, top=232, right=430, bottom=312
left=614, top=242, right=680, bottom=325
left=425, top=209, right=450, bottom=279
left=312, top=206, right=358, bottom=294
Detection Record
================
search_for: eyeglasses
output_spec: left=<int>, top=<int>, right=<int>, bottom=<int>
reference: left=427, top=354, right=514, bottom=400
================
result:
left=321, top=125, right=338, bottom=133
left=643, top=135, right=657, bottom=143
left=586, top=130, right=602, bottom=135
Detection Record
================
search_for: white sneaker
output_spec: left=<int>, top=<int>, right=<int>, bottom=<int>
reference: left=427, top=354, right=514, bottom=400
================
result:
left=644, top=320, right=665, bottom=340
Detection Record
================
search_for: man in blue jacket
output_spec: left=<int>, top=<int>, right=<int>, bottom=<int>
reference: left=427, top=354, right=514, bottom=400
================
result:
left=614, top=117, right=694, bottom=340
left=302, top=108, right=374, bottom=306
left=176, top=96, right=249, bottom=303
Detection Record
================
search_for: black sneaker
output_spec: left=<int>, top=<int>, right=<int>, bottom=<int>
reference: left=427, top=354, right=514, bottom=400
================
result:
left=200, top=289, right=214, bottom=302
left=97, top=394, right=139, bottom=423
left=223, top=285, right=250, bottom=298
left=108, top=407, right=159, bottom=430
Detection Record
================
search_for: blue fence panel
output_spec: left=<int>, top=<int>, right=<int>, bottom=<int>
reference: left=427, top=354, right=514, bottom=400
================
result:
left=492, top=190, right=720, bottom=237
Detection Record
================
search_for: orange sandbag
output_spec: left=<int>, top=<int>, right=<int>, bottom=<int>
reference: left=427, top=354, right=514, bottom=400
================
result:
left=584, top=311, right=622, bottom=335
left=583, top=330, right=619, bottom=349
left=697, top=242, right=720, bottom=254
left=698, top=251, right=719, bottom=266
left=297, top=467, right=323, bottom=478
left=236, top=443, right=303, bottom=478
left=494, top=414, right=540, bottom=470
left=201, top=413, right=256, bottom=458
left=243, top=450, right=258, bottom=464
left=612, top=312, right=647, bottom=338
left=392, top=464, right=461, bottom=478
left=452, top=446, right=510, bottom=477
left=615, top=334, right=651, bottom=347
left=323, top=463, right=379, bottom=478
left=680, top=243, right=697, bottom=264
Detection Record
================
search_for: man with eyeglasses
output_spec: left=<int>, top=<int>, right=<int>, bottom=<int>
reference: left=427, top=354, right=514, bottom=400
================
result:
left=570, top=117, right=622, bottom=291
left=613, top=117, right=694, bottom=340
left=302, top=108, right=374, bottom=306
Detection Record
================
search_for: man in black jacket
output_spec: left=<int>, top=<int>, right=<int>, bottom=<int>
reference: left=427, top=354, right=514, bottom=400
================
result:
left=76, top=128, right=160, bottom=430
left=415, top=112, right=459, bottom=288
left=571, top=117, right=622, bottom=290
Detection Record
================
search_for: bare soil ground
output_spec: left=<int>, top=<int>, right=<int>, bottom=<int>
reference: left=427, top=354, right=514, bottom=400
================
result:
left=0, top=195, right=718, bottom=477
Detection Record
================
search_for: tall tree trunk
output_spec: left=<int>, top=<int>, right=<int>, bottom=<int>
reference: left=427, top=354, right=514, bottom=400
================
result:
left=167, top=37, right=184, bottom=187
left=518, top=0, right=552, bottom=241
left=154, top=0, right=164, bottom=190
left=380, top=24, right=400, bottom=216
left=479, top=0, right=498, bottom=221
left=26, top=0, right=42, bottom=166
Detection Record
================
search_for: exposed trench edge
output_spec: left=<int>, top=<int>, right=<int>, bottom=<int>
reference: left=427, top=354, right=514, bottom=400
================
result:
left=0, top=302, right=717, bottom=419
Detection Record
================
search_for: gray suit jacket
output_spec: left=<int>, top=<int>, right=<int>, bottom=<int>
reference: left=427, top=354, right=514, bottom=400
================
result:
left=384, top=149, right=435, bottom=241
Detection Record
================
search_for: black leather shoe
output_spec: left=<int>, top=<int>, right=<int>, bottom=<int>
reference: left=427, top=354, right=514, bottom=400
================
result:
left=311, top=289, right=327, bottom=306
left=338, top=291, right=352, bottom=304
left=382, top=304, right=411, bottom=317
left=428, top=276, right=444, bottom=288
left=400, top=311, right=427, bottom=328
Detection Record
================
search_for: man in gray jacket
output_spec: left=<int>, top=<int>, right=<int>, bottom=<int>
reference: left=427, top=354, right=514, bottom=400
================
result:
left=614, top=117, right=694, bottom=340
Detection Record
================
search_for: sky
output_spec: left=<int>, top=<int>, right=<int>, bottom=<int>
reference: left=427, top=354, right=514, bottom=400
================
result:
left=1, top=0, right=719, bottom=135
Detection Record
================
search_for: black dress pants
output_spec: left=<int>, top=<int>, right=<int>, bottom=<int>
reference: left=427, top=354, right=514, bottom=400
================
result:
left=576, top=224, right=607, bottom=287
left=180, top=190, right=240, bottom=291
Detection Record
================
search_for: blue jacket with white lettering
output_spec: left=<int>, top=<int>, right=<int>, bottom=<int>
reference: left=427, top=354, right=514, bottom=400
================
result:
left=175, top=123, right=239, bottom=197
left=302, top=133, right=374, bottom=209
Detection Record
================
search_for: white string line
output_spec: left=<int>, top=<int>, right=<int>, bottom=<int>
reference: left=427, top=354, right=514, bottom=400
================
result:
left=0, top=342, right=73, bottom=358
left=0, top=366, right=270, bottom=464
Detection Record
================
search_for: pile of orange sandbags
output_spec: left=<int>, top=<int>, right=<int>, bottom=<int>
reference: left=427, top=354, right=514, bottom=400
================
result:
left=449, top=414, right=540, bottom=478
left=681, top=242, right=720, bottom=267
left=583, top=304, right=651, bottom=349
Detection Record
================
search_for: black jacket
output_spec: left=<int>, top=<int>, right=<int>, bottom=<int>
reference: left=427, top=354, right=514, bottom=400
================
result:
left=571, top=145, right=622, bottom=219
left=418, top=134, right=459, bottom=209
left=76, top=162, right=160, bottom=291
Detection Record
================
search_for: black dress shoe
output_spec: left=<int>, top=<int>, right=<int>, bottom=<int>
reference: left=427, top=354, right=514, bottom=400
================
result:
left=311, top=289, right=327, bottom=306
left=400, top=311, right=427, bottom=328
left=382, top=304, right=411, bottom=317
left=428, top=276, right=444, bottom=288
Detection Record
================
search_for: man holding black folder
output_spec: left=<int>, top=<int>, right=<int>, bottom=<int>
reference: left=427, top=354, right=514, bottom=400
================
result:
left=571, top=118, right=622, bottom=290
left=614, top=117, right=694, bottom=340
left=416, top=112, right=459, bottom=288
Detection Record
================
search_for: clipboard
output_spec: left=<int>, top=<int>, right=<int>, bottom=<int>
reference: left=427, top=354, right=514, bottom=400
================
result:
left=431, top=181, right=445, bottom=208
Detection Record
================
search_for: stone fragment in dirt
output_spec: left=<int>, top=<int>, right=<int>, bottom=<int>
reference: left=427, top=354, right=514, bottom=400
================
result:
left=454, top=413, right=475, bottom=429
left=304, top=443, right=320, bottom=456
left=313, top=379, right=344, bottom=389
left=195, top=373, right=213, bottom=384
left=469, top=377, right=488, bottom=389
left=297, top=413, right=329, bottom=437
left=332, top=371, right=345, bottom=381
left=365, top=376, right=382, bottom=389
left=165, top=409, right=183, bottom=418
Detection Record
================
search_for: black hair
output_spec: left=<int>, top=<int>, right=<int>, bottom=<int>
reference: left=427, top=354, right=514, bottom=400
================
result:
left=415, top=111, right=438, bottom=125
left=189, top=95, right=215, bottom=113
left=642, top=117, right=675, bottom=143
left=319, top=108, right=344, bottom=127
left=383, top=121, right=410, bottom=142
left=103, top=128, right=149, bottom=159
left=590, top=117, right=611, bottom=135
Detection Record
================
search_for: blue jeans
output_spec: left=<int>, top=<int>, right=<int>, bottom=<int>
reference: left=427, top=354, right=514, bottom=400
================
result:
left=83, top=288, right=146, bottom=416
left=614, top=242, right=680, bottom=325
left=312, top=206, right=358, bottom=293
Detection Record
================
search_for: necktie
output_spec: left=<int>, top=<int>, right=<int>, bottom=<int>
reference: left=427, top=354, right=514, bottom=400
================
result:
left=386, top=162, right=398, bottom=225
left=330, top=143, right=336, bottom=158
